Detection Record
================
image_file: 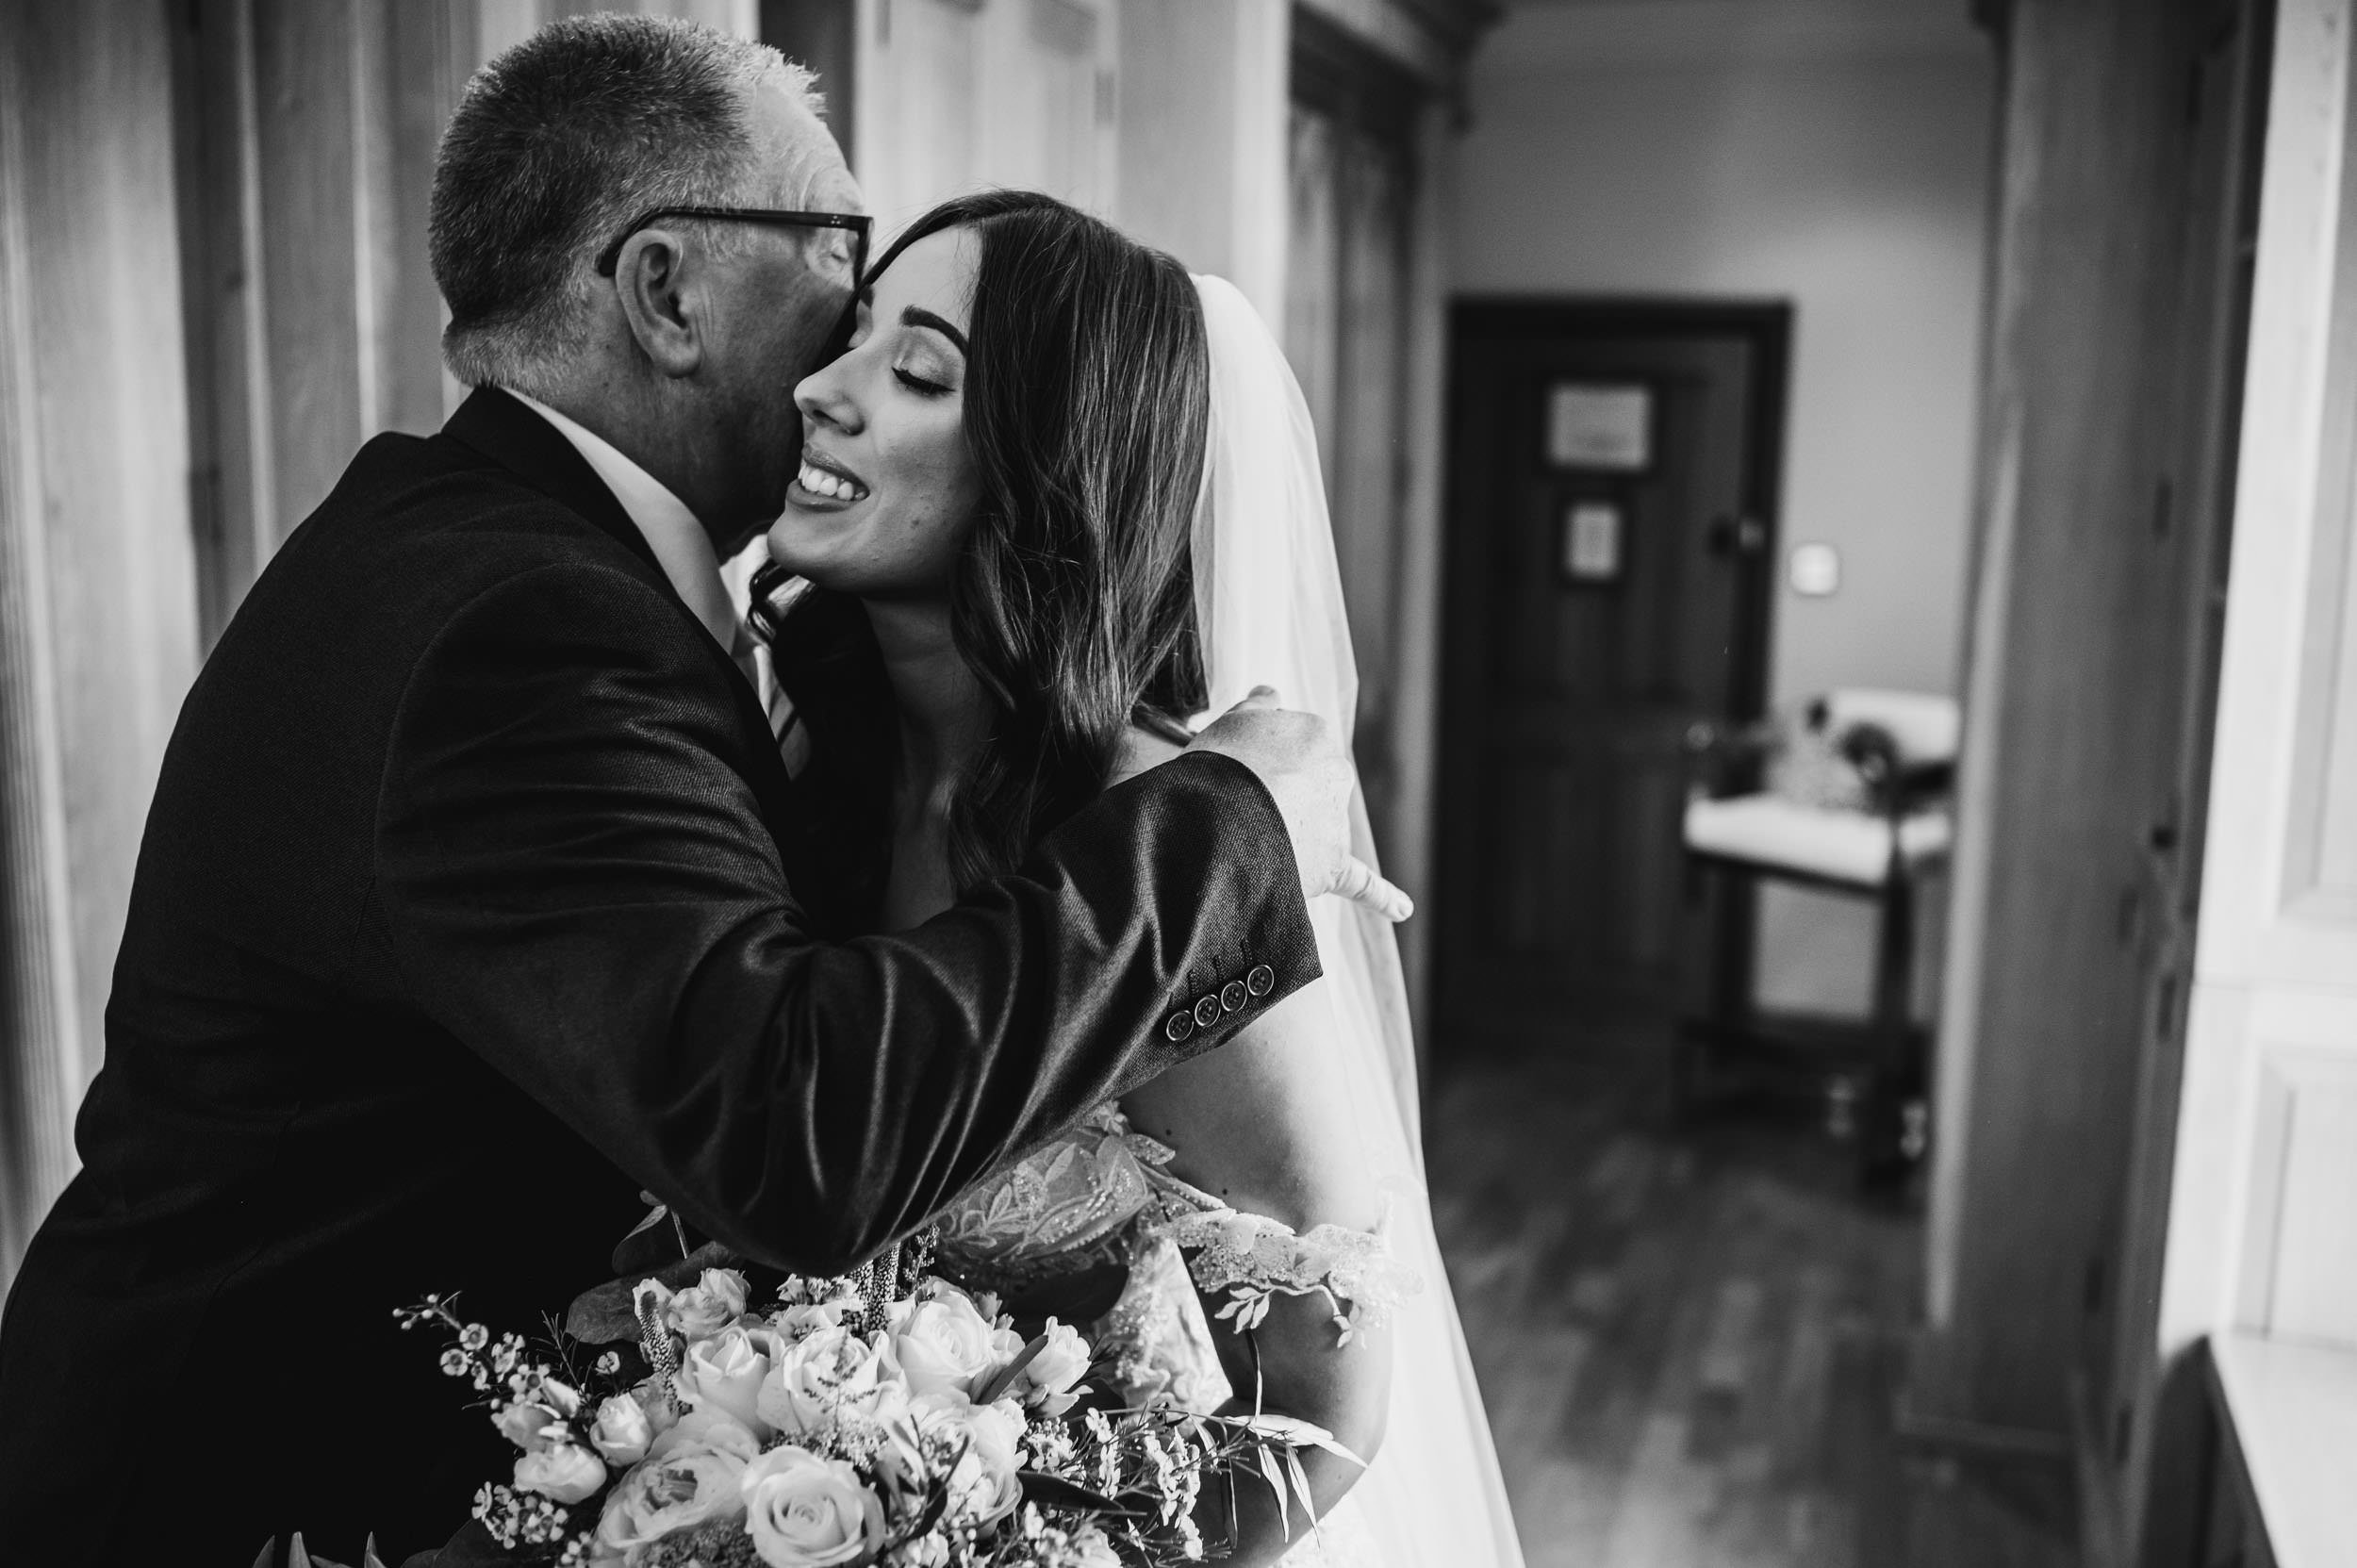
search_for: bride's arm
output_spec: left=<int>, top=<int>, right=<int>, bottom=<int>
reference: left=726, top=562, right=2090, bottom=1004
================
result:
left=1121, top=996, right=1394, bottom=1563
left=1112, top=733, right=1394, bottom=1564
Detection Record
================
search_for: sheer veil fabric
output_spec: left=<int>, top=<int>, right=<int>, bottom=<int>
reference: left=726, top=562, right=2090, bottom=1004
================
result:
left=1187, top=275, right=1526, bottom=1568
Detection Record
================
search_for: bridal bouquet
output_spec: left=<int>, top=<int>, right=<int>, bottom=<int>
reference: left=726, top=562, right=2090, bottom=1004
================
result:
left=399, top=1247, right=1341, bottom=1568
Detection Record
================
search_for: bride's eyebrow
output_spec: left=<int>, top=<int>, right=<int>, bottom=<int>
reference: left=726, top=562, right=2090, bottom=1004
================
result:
left=899, top=306, right=969, bottom=357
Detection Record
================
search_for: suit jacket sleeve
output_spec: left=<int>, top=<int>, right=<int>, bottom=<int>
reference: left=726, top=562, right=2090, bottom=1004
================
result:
left=372, top=562, right=1319, bottom=1275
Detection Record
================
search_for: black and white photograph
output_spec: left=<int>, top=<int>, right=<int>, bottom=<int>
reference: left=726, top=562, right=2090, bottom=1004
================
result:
left=0, top=1, right=2349, bottom=1565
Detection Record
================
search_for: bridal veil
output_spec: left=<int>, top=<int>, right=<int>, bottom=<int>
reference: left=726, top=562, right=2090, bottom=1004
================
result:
left=1187, top=274, right=1526, bottom=1568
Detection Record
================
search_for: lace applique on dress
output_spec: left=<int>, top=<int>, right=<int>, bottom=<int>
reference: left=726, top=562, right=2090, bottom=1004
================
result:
left=1142, top=1168, right=1420, bottom=1346
left=932, top=1105, right=1164, bottom=1291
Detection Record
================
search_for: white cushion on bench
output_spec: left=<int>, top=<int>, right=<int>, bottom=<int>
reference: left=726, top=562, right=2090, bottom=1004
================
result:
left=1823, top=688, right=1962, bottom=768
left=1684, top=793, right=1953, bottom=886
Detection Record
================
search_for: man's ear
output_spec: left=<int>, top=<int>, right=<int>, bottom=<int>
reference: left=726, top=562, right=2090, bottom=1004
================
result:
left=611, top=228, right=704, bottom=380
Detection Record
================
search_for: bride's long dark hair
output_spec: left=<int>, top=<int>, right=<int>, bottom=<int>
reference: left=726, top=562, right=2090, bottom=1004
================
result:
left=751, top=190, right=1211, bottom=909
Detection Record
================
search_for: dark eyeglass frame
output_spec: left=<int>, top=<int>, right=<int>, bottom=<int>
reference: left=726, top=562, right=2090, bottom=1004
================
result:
left=593, top=206, right=872, bottom=282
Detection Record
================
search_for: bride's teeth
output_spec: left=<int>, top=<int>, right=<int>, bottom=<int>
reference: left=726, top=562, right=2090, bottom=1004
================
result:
left=799, top=461, right=862, bottom=501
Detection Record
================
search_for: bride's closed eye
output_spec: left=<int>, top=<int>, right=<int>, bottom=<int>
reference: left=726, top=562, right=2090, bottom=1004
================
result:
left=893, top=359, right=954, bottom=397
left=891, top=309, right=966, bottom=397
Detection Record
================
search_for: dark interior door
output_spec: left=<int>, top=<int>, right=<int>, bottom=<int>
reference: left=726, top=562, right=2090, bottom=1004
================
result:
left=1435, top=301, right=1788, bottom=1052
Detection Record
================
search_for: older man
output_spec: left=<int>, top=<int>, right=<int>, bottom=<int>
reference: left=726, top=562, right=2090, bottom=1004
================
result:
left=0, top=18, right=1393, bottom=1562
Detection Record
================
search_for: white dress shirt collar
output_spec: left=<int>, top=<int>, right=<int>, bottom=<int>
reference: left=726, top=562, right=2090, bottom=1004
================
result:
left=508, top=391, right=740, bottom=652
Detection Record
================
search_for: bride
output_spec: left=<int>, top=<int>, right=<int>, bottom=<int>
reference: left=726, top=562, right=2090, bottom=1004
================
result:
left=755, top=190, right=1524, bottom=1568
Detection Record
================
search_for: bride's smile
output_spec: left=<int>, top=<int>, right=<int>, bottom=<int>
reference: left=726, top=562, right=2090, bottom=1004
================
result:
left=768, top=226, right=982, bottom=598
left=792, top=445, right=868, bottom=503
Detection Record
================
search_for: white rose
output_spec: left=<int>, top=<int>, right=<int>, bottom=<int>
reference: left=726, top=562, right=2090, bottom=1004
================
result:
left=646, top=1406, right=762, bottom=1465
left=513, top=1441, right=606, bottom=1504
left=632, top=1375, right=684, bottom=1444
left=668, top=1267, right=750, bottom=1339
left=588, top=1391, right=654, bottom=1466
left=595, top=1422, right=755, bottom=1559
left=757, top=1325, right=903, bottom=1436
left=888, top=1287, right=1005, bottom=1400
left=1066, top=1523, right=1124, bottom=1568
left=912, top=1392, right=1025, bottom=1527
left=491, top=1397, right=569, bottom=1454
left=1011, top=1318, right=1091, bottom=1412
left=738, top=1445, right=885, bottom=1568
left=893, top=1534, right=950, bottom=1568
left=675, top=1323, right=777, bottom=1436
left=774, top=1300, right=848, bottom=1343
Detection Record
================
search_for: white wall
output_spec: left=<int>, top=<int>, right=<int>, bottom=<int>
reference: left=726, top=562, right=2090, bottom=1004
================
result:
left=1447, top=8, right=1993, bottom=1015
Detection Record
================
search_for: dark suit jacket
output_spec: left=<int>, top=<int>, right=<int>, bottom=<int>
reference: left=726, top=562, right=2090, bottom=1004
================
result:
left=0, top=389, right=1315, bottom=1564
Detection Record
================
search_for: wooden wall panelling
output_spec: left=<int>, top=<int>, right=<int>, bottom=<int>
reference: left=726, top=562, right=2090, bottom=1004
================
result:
left=1286, top=16, right=1423, bottom=877
left=760, top=0, right=859, bottom=158
left=1114, top=0, right=1290, bottom=325
left=180, top=0, right=764, bottom=638
left=177, top=0, right=475, bottom=640
left=1283, top=5, right=1481, bottom=1045
left=0, top=0, right=204, bottom=1282
left=252, top=0, right=372, bottom=533
left=2237, top=1040, right=2357, bottom=1345
left=0, top=0, right=90, bottom=1281
left=1389, top=105, right=1453, bottom=1048
left=851, top=0, right=1115, bottom=235
left=174, top=0, right=275, bottom=649
left=1916, top=0, right=2205, bottom=1442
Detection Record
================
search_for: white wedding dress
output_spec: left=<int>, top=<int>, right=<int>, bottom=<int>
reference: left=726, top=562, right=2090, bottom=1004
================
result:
left=931, top=277, right=1525, bottom=1568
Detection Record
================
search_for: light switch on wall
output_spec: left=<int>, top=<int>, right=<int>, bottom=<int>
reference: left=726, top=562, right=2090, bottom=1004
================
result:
left=1788, top=542, right=1841, bottom=596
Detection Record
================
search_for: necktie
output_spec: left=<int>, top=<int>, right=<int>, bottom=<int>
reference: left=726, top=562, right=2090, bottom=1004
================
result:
left=732, top=619, right=808, bottom=775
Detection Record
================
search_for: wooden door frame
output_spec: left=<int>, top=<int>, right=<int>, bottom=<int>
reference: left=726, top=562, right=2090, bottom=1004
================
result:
left=1432, top=296, right=1792, bottom=1049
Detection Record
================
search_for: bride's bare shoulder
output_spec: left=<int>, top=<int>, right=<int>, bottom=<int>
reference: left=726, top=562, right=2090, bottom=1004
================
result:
left=1111, top=722, right=1188, bottom=786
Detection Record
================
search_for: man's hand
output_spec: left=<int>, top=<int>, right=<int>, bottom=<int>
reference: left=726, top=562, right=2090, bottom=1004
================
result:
left=1188, top=687, right=1413, bottom=922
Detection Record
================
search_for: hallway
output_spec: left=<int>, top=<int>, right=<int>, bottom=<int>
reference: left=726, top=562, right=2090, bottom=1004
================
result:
left=1430, top=1040, right=2077, bottom=1567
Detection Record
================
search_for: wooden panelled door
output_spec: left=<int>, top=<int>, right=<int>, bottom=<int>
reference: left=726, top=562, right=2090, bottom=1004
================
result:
left=1435, top=303, right=1788, bottom=1052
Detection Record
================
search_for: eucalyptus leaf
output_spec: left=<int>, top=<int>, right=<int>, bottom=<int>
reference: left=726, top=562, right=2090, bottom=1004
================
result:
left=1237, top=1412, right=1368, bottom=1468
left=1285, top=1448, right=1318, bottom=1527
left=1257, top=1445, right=1291, bottom=1535
left=972, top=1331, right=1050, bottom=1406
left=565, top=1239, right=738, bottom=1342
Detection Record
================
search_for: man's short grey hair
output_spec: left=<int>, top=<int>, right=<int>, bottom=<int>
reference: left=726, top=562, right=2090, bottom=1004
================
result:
left=429, top=15, right=824, bottom=394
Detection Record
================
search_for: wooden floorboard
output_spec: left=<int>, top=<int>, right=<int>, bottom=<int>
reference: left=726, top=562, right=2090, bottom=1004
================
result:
left=1427, top=1033, right=2080, bottom=1568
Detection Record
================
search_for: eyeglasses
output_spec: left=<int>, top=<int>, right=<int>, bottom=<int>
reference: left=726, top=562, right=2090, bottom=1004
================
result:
left=593, top=206, right=872, bottom=288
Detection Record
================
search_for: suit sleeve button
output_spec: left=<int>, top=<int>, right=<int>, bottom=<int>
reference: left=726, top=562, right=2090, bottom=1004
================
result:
left=1220, top=981, right=1247, bottom=1014
left=1194, top=995, right=1223, bottom=1030
left=1245, top=964, right=1276, bottom=998
left=1166, top=1010, right=1196, bottom=1043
